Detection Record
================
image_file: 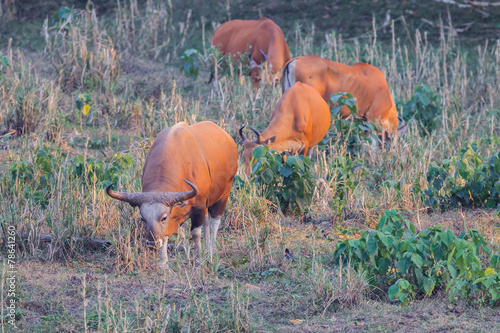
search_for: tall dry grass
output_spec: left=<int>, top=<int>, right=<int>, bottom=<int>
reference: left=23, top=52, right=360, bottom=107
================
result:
left=1, top=4, right=499, bottom=330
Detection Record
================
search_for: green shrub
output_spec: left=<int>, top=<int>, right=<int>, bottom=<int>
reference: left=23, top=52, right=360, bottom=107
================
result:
left=250, top=146, right=315, bottom=213
left=334, top=210, right=500, bottom=307
left=326, top=155, right=362, bottom=201
left=400, top=84, right=442, bottom=136
left=10, top=146, right=65, bottom=206
left=423, top=141, right=500, bottom=216
left=319, top=92, right=378, bottom=156
left=72, top=152, right=134, bottom=189
left=180, top=49, right=204, bottom=80
left=10, top=148, right=135, bottom=205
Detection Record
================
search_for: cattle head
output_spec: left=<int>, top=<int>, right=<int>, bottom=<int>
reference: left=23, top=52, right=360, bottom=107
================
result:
left=106, top=180, right=199, bottom=247
left=239, top=125, right=276, bottom=171
left=248, top=49, right=268, bottom=89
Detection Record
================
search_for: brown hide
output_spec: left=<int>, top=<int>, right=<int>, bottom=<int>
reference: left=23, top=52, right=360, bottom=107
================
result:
left=211, top=17, right=290, bottom=87
left=282, top=55, right=399, bottom=135
left=141, top=121, right=238, bottom=236
left=241, top=82, right=330, bottom=168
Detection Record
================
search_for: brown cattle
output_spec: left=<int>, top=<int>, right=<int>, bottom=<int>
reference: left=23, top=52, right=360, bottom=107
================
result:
left=281, top=55, right=404, bottom=138
left=211, top=17, right=290, bottom=89
left=240, top=82, right=330, bottom=169
left=107, top=121, right=238, bottom=266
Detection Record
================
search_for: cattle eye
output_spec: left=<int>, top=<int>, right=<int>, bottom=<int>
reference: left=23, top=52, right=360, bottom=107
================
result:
left=161, top=215, right=168, bottom=222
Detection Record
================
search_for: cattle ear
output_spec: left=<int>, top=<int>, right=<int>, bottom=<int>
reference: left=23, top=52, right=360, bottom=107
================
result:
left=174, top=200, right=188, bottom=208
left=262, top=135, right=276, bottom=145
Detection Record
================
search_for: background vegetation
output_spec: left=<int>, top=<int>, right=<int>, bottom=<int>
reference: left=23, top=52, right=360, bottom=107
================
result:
left=1, top=0, right=500, bottom=331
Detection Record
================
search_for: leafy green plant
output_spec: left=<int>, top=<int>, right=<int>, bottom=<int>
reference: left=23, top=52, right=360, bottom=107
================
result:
left=400, top=84, right=442, bottom=136
left=319, top=92, right=378, bottom=156
left=423, top=141, right=500, bottom=216
left=75, top=92, right=92, bottom=116
left=0, top=55, right=9, bottom=79
left=10, top=146, right=65, bottom=206
left=334, top=210, right=500, bottom=307
left=250, top=146, right=315, bottom=213
left=10, top=148, right=134, bottom=205
left=180, top=49, right=204, bottom=80
left=72, top=152, right=134, bottom=189
left=51, top=6, right=77, bottom=27
left=327, top=156, right=362, bottom=200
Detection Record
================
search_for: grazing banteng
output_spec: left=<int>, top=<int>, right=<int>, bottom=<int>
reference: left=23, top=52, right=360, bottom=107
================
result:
left=210, top=17, right=290, bottom=88
left=107, top=121, right=238, bottom=266
left=240, top=82, right=330, bottom=169
left=282, top=55, right=405, bottom=139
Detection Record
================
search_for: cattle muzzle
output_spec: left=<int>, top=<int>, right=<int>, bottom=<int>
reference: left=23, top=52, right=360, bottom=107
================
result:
left=146, top=238, right=164, bottom=249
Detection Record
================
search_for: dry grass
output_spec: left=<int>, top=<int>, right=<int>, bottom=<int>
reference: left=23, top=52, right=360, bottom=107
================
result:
left=0, top=1, right=499, bottom=332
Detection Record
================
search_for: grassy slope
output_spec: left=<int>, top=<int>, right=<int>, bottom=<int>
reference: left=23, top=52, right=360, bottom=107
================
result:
left=1, top=0, right=500, bottom=332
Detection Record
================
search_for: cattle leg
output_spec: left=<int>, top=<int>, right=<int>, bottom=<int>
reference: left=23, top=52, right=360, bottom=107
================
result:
left=158, top=236, right=169, bottom=268
left=190, top=209, right=206, bottom=260
left=207, top=188, right=231, bottom=256
left=209, top=215, right=221, bottom=252
left=203, top=215, right=212, bottom=254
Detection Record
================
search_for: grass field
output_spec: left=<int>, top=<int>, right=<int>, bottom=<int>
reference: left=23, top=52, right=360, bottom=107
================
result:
left=1, top=0, right=500, bottom=332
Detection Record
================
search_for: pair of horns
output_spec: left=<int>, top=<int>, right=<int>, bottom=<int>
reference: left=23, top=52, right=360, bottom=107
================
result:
left=239, top=125, right=262, bottom=143
left=106, top=180, right=199, bottom=207
left=248, top=49, right=268, bottom=67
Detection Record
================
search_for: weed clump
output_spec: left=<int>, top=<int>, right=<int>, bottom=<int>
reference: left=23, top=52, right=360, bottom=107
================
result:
left=423, top=140, right=500, bottom=216
left=334, top=210, right=500, bottom=307
left=249, top=146, right=316, bottom=213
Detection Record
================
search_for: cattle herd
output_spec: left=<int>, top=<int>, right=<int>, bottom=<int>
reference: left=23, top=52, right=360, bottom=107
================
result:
left=107, top=17, right=405, bottom=267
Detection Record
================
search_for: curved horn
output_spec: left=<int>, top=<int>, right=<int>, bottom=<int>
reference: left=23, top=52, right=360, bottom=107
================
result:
left=397, top=116, right=408, bottom=136
left=106, top=180, right=199, bottom=207
left=106, top=184, right=147, bottom=207
left=248, top=49, right=257, bottom=67
left=259, top=49, right=268, bottom=62
left=239, top=125, right=248, bottom=142
left=249, top=126, right=262, bottom=144
left=168, top=179, right=199, bottom=204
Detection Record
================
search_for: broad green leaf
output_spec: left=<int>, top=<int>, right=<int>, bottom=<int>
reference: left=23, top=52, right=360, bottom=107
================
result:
left=423, top=277, right=436, bottom=296
left=388, top=283, right=399, bottom=300
left=252, top=145, right=268, bottom=158
left=399, top=279, right=410, bottom=289
left=366, top=235, right=377, bottom=255
left=398, top=258, right=411, bottom=275
left=440, top=230, right=454, bottom=247
left=279, top=165, right=293, bottom=177
left=377, top=257, right=391, bottom=274
left=411, top=253, right=423, bottom=269
left=261, top=168, right=274, bottom=184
